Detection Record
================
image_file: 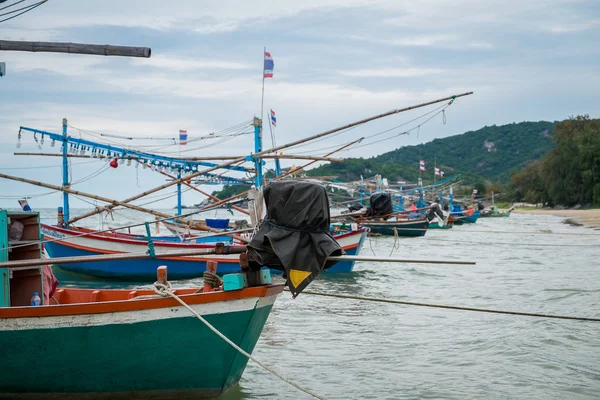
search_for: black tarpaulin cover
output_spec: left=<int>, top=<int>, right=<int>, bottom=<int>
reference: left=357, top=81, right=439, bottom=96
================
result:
left=364, top=192, right=393, bottom=219
left=247, top=181, right=343, bottom=297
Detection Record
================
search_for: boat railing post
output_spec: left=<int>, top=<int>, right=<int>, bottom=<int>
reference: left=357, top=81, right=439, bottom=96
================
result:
left=176, top=170, right=182, bottom=216
left=157, top=266, right=168, bottom=286
left=203, top=261, right=219, bottom=292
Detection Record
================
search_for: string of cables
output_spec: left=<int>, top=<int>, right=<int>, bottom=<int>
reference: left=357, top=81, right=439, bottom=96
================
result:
left=0, top=159, right=103, bottom=171
left=68, top=120, right=253, bottom=154
left=0, top=0, right=47, bottom=24
left=288, top=100, right=454, bottom=156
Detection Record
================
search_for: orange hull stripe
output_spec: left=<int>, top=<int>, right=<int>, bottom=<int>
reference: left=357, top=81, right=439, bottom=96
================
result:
left=0, top=285, right=284, bottom=319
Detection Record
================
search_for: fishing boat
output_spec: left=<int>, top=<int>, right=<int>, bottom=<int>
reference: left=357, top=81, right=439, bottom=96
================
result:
left=1, top=180, right=351, bottom=398
left=449, top=205, right=479, bottom=224
left=41, top=222, right=366, bottom=280
left=0, top=209, right=285, bottom=398
left=361, top=217, right=429, bottom=237
left=480, top=205, right=512, bottom=218
left=0, top=279, right=283, bottom=399
left=162, top=217, right=367, bottom=272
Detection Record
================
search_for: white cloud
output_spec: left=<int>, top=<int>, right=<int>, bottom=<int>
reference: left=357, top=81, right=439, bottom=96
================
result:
left=545, top=19, right=600, bottom=33
left=131, top=55, right=253, bottom=71
left=340, top=68, right=445, bottom=78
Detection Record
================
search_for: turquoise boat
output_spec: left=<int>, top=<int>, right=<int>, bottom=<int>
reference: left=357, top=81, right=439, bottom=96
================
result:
left=0, top=283, right=283, bottom=399
left=429, top=221, right=453, bottom=229
left=1, top=210, right=285, bottom=398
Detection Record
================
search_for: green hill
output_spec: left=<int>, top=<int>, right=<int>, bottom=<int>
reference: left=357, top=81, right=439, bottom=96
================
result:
left=305, top=121, right=556, bottom=184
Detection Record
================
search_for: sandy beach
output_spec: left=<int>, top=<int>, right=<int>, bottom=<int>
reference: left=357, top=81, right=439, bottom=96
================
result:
left=512, top=208, right=600, bottom=229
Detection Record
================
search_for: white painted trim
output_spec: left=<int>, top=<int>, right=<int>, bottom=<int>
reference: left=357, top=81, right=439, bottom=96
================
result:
left=0, top=294, right=278, bottom=331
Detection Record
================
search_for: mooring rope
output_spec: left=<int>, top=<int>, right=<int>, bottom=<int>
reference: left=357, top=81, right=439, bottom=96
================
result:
left=389, top=227, right=400, bottom=256
left=294, top=290, right=600, bottom=323
left=153, top=282, right=327, bottom=400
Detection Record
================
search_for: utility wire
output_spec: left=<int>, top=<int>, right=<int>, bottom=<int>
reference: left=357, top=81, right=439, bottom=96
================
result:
left=0, top=0, right=26, bottom=12
left=0, top=0, right=46, bottom=23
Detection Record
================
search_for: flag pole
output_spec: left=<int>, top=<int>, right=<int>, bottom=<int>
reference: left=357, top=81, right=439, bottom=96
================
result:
left=255, top=46, right=267, bottom=189
left=260, top=46, right=266, bottom=130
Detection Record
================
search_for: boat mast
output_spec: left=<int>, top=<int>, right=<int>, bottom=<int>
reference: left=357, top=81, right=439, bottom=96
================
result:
left=61, top=118, right=70, bottom=226
left=253, top=117, right=263, bottom=188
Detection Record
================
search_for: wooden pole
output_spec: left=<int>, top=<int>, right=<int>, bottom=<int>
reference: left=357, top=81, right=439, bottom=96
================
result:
left=179, top=154, right=343, bottom=162
left=0, top=246, right=247, bottom=270
left=66, top=92, right=473, bottom=224
left=0, top=40, right=151, bottom=58
left=260, top=155, right=343, bottom=162
left=0, top=172, right=250, bottom=243
left=1, top=250, right=475, bottom=270
left=327, top=256, right=476, bottom=265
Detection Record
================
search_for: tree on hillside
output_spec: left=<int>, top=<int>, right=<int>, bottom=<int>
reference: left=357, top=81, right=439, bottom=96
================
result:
left=543, top=115, right=600, bottom=206
left=510, top=115, right=599, bottom=207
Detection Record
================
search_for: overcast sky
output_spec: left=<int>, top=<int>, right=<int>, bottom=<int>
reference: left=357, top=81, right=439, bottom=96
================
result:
left=1, top=0, right=598, bottom=209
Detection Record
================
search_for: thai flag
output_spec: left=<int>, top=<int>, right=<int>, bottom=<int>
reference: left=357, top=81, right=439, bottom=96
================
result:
left=419, top=160, right=425, bottom=171
left=435, top=167, right=440, bottom=176
left=270, top=109, right=276, bottom=127
left=179, top=130, right=188, bottom=145
left=473, top=189, right=478, bottom=195
left=264, top=51, right=274, bottom=78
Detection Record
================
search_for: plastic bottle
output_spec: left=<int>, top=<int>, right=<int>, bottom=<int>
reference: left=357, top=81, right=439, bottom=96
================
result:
left=30, top=292, right=41, bottom=306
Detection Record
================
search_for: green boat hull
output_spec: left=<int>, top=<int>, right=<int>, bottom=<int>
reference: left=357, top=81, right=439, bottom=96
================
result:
left=428, top=222, right=453, bottom=229
left=0, top=299, right=275, bottom=399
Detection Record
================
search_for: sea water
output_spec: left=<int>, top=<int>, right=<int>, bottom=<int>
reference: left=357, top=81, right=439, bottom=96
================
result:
left=24, top=208, right=600, bottom=399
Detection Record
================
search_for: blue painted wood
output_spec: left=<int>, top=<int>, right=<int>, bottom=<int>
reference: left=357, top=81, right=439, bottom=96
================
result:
left=62, top=118, right=70, bottom=226
left=0, top=211, right=10, bottom=307
left=223, top=273, right=247, bottom=291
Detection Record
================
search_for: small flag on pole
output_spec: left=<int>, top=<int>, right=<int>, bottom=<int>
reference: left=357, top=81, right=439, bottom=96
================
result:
left=473, top=189, right=478, bottom=195
left=434, top=167, right=440, bottom=176
left=419, top=160, right=426, bottom=171
left=264, top=51, right=274, bottom=78
left=179, top=130, right=188, bottom=146
left=270, top=109, right=277, bottom=127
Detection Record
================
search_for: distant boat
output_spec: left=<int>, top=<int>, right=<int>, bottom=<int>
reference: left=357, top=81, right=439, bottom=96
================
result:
left=360, top=217, right=429, bottom=237
left=450, top=205, right=479, bottom=224
left=480, top=206, right=513, bottom=218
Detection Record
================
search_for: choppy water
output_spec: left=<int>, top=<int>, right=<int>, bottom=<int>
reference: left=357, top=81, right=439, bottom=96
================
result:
left=31, top=208, right=600, bottom=399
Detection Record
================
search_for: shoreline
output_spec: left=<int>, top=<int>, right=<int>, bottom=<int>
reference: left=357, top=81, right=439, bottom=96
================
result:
left=511, top=208, right=600, bottom=229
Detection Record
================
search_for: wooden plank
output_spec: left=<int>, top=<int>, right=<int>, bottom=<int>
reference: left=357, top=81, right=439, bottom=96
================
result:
left=0, top=40, right=151, bottom=58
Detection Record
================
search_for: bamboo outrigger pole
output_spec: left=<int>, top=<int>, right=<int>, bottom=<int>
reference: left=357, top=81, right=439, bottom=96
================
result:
left=67, top=92, right=473, bottom=224
left=0, top=251, right=475, bottom=269
left=0, top=172, right=250, bottom=243
left=0, top=40, right=151, bottom=58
